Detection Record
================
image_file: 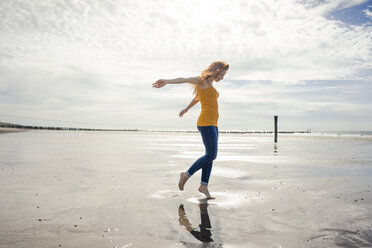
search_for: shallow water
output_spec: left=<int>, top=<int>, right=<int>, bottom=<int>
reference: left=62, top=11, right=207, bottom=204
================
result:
left=0, top=130, right=372, bottom=247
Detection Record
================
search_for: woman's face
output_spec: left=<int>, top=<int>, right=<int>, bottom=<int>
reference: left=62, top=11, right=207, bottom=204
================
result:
left=215, top=69, right=227, bottom=82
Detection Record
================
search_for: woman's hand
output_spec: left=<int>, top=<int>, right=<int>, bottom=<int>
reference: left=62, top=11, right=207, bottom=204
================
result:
left=179, top=109, right=188, bottom=117
left=152, top=79, right=167, bottom=88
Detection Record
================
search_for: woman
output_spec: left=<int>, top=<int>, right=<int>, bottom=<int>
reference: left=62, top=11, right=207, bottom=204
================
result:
left=152, top=61, right=229, bottom=199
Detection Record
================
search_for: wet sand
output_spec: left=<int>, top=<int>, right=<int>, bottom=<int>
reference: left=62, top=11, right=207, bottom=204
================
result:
left=0, top=127, right=28, bottom=134
left=0, top=130, right=371, bottom=247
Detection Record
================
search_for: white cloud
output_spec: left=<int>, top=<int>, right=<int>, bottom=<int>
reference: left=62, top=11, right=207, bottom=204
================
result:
left=363, top=6, right=372, bottom=20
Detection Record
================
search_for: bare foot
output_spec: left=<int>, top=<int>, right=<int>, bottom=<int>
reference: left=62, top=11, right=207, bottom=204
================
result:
left=178, top=172, right=190, bottom=191
left=198, top=185, right=215, bottom=199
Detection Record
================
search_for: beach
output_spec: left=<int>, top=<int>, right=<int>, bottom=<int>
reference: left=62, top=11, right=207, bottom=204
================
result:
left=0, top=130, right=371, bottom=248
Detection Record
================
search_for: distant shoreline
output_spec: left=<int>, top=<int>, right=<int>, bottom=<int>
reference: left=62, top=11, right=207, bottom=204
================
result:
left=1, top=123, right=371, bottom=139
left=0, top=121, right=311, bottom=134
left=1, top=127, right=372, bottom=141
left=0, top=126, right=310, bottom=134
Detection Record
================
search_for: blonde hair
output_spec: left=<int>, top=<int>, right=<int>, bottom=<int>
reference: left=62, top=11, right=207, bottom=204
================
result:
left=192, top=61, right=229, bottom=96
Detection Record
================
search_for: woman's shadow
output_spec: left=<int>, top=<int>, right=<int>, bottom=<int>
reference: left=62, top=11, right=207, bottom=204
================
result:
left=178, top=200, right=221, bottom=246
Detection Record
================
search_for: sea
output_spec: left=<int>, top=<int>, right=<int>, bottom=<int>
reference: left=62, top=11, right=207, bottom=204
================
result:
left=309, top=131, right=372, bottom=137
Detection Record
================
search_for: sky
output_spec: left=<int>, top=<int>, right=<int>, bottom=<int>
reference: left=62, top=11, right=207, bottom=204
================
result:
left=0, top=0, right=371, bottom=131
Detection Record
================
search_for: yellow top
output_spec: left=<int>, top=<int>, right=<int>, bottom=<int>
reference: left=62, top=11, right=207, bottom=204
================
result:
left=196, top=85, right=219, bottom=127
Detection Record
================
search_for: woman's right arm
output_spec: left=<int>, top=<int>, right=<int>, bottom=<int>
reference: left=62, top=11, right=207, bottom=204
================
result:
left=179, top=96, right=199, bottom=117
left=153, top=77, right=199, bottom=88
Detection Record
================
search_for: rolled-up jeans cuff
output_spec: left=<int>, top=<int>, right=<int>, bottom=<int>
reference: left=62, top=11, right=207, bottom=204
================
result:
left=201, top=181, right=208, bottom=186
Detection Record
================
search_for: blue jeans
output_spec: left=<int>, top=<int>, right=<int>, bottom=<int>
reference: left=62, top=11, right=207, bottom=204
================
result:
left=187, top=126, right=218, bottom=185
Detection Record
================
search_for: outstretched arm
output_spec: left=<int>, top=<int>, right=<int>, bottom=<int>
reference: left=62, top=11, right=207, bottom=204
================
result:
left=153, top=77, right=199, bottom=88
left=179, top=96, right=199, bottom=117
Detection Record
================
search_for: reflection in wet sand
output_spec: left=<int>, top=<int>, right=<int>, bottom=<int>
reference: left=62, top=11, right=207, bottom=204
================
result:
left=178, top=202, right=223, bottom=246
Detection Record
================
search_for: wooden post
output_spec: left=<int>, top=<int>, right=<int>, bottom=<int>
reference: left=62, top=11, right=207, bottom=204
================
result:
left=274, top=115, right=278, bottom=142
